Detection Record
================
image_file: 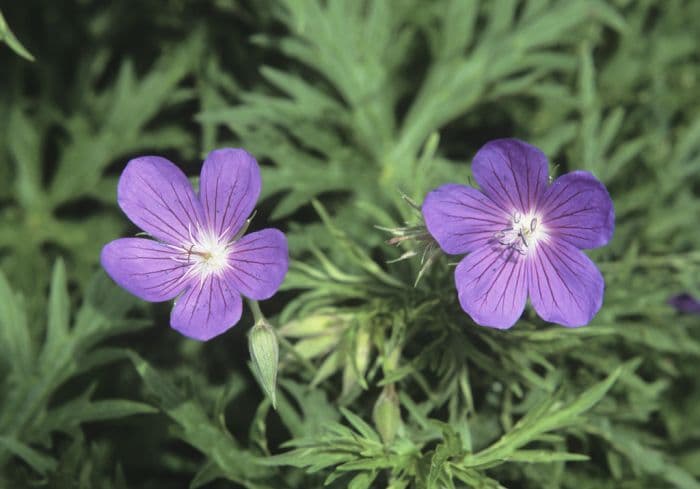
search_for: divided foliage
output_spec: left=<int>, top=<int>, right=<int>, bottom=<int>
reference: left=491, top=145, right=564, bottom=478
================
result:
left=0, top=262, right=153, bottom=486
left=1, top=1, right=699, bottom=488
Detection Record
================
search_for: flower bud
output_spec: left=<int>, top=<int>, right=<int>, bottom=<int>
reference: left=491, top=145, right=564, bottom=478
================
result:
left=378, top=190, right=442, bottom=287
left=341, top=327, right=371, bottom=399
left=372, top=384, right=401, bottom=444
left=248, top=319, right=280, bottom=409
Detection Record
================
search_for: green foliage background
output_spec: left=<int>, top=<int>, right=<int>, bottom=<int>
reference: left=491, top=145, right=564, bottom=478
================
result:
left=1, top=0, right=699, bottom=487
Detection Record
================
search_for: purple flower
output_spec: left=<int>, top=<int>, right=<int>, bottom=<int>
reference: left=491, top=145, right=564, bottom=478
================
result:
left=422, top=139, right=614, bottom=329
left=668, top=293, right=700, bottom=315
left=101, top=149, right=289, bottom=341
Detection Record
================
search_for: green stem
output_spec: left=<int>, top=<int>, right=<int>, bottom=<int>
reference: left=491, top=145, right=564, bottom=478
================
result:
left=247, top=299, right=265, bottom=323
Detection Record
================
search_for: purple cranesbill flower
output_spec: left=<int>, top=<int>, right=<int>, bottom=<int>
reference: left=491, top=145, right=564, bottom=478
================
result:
left=668, top=293, right=700, bottom=315
left=422, top=139, right=614, bottom=329
left=101, top=149, right=288, bottom=341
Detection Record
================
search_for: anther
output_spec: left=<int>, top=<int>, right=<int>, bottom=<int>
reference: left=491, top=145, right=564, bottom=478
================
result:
left=520, top=233, right=529, bottom=248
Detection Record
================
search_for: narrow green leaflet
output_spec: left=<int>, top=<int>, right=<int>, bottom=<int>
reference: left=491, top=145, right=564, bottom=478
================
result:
left=462, top=368, right=621, bottom=469
left=128, top=353, right=273, bottom=488
left=0, top=436, right=55, bottom=475
left=0, top=10, right=34, bottom=61
left=0, top=263, right=151, bottom=474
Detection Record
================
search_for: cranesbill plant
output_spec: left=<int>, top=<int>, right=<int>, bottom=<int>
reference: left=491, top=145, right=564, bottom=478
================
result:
left=422, top=139, right=614, bottom=329
left=101, top=149, right=288, bottom=340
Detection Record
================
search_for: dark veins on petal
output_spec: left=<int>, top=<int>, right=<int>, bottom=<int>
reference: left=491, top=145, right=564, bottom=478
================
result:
left=539, top=245, right=584, bottom=312
left=489, top=163, right=519, bottom=211
left=144, top=270, right=189, bottom=296
left=479, top=248, right=520, bottom=313
left=137, top=175, right=194, bottom=243
left=502, top=148, right=527, bottom=211
left=444, top=190, right=508, bottom=220
left=171, top=181, right=200, bottom=229
left=211, top=162, right=252, bottom=238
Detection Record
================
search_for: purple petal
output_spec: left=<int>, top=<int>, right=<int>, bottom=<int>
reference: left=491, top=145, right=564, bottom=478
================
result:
left=170, top=276, right=242, bottom=341
left=527, top=240, right=604, bottom=327
left=540, top=171, right=614, bottom=249
left=118, top=156, right=204, bottom=245
left=422, top=184, right=509, bottom=254
left=471, top=139, right=549, bottom=214
left=100, top=238, right=189, bottom=302
left=225, top=229, right=289, bottom=300
left=454, top=245, right=528, bottom=329
left=199, top=149, right=261, bottom=240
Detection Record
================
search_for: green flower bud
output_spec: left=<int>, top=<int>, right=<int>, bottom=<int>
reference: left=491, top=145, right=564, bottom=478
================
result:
left=372, top=384, right=401, bottom=444
left=248, top=319, right=280, bottom=409
left=341, top=327, right=371, bottom=399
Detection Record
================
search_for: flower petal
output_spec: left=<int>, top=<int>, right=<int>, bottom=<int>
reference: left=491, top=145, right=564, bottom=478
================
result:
left=199, top=148, right=261, bottom=240
left=540, top=171, right=614, bottom=249
left=455, top=245, right=528, bottom=329
left=170, top=276, right=242, bottom=341
left=225, top=229, right=289, bottom=300
left=118, top=156, right=204, bottom=245
left=422, top=184, right=509, bottom=254
left=527, top=240, right=604, bottom=327
left=100, top=238, right=189, bottom=302
left=471, top=139, right=549, bottom=214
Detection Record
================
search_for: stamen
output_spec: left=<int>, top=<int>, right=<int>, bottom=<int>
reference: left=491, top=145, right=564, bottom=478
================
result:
left=520, top=232, right=528, bottom=248
left=176, top=225, right=234, bottom=278
left=187, top=223, right=196, bottom=244
left=493, top=211, right=544, bottom=256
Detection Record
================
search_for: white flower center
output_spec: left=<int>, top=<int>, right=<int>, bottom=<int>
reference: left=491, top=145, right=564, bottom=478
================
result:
left=495, top=211, right=546, bottom=255
left=189, top=230, right=230, bottom=276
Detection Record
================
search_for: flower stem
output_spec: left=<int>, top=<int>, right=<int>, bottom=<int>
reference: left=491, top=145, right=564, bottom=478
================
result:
left=247, top=299, right=265, bottom=323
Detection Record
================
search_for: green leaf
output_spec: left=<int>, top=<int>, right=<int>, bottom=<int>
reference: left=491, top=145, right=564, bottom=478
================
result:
left=0, top=268, right=32, bottom=374
left=463, top=368, right=622, bottom=468
left=590, top=422, right=700, bottom=489
left=42, top=259, right=70, bottom=364
left=0, top=10, right=34, bottom=61
left=0, top=265, right=151, bottom=475
left=45, top=391, right=157, bottom=435
left=0, top=436, right=55, bottom=475
left=48, top=31, right=205, bottom=206
left=340, top=408, right=381, bottom=445
left=348, top=471, right=377, bottom=489
left=506, top=449, right=589, bottom=463
left=128, top=353, right=271, bottom=485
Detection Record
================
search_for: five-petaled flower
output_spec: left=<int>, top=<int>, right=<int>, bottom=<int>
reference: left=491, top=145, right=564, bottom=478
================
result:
left=422, top=139, right=614, bottom=329
left=101, top=149, right=289, bottom=341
